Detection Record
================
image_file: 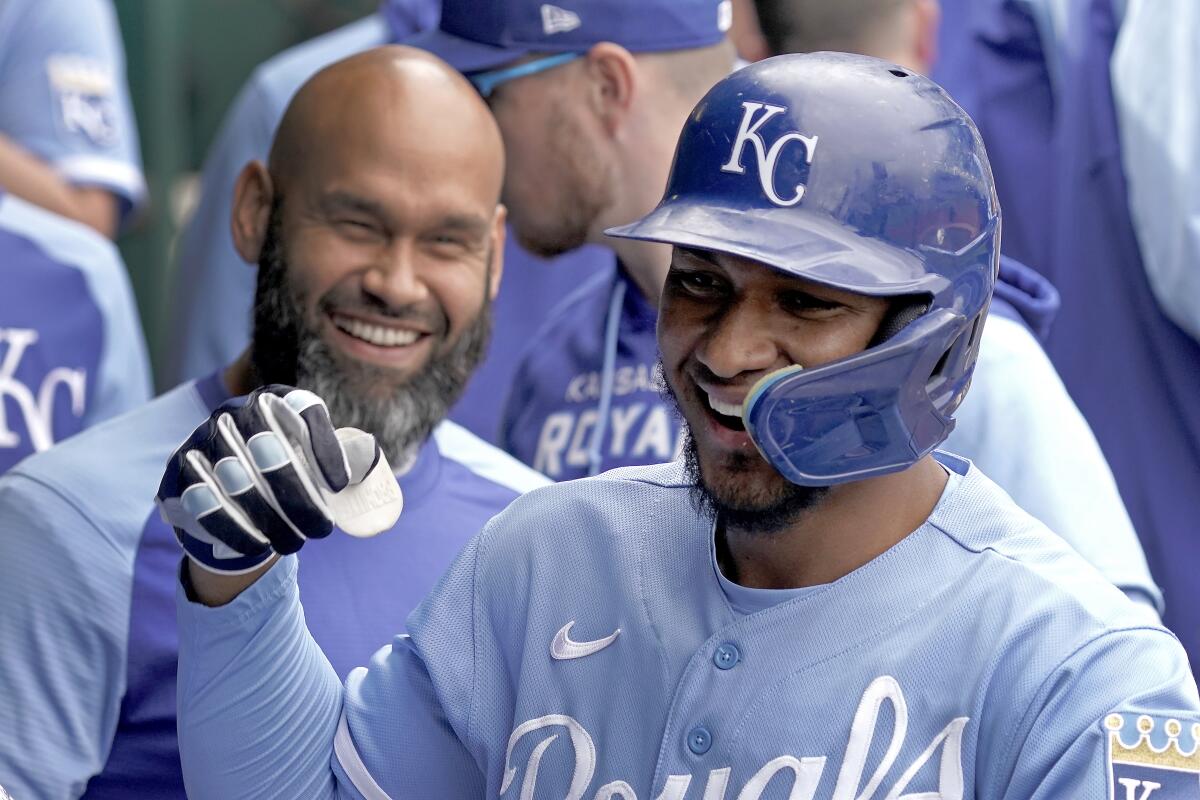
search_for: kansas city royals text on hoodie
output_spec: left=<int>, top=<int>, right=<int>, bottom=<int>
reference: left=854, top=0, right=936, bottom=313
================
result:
left=500, top=257, right=1160, bottom=610
left=0, top=371, right=547, bottom=799
left=175, top=454, right=1199, bottom=798
left=0, top=193, right=150, bottom=473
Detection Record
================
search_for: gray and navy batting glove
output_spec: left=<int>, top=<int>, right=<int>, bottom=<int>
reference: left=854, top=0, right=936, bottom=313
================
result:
left=156, top=385, right=402, bottom=574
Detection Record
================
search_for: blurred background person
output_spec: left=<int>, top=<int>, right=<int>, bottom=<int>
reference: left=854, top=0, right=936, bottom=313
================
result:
left=1046, top=0, right=1200, bottom=674
left=0, top=190, right=150, bottom=473
left=0, top=0, right=146, bottom=238
left=1114, top=0, right=1200, bottom=344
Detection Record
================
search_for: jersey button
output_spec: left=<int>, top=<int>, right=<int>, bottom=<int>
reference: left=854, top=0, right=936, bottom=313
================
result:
left=687, top=726, right=712, bottom=755
left=713, top=643, right=741, bottom=670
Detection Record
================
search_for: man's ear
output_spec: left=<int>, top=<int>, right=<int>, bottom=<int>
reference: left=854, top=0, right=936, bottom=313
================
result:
left=581, top=42, right=638, bottom=136
left=731, top=0, right=770, bottom=62
left=487, top=204, right=508, bottom=302
left=230, top=161, right=275, bottom=266
left=913, top=0, right=940, bottom=75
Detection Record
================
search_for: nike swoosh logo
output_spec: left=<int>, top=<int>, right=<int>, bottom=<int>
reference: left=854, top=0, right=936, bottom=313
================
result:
left=550, top=621, right=621, bottom=660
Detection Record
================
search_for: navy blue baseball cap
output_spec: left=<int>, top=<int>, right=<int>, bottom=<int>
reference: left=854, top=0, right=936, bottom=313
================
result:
left=406, top=0, right=734, bottom=73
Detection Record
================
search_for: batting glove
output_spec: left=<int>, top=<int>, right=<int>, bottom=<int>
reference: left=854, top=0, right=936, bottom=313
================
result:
left=156, top=385, right=403, bottom=574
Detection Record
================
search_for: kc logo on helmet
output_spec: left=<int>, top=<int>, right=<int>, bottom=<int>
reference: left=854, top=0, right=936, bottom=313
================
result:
left=720, top=101, right=818, bottom=207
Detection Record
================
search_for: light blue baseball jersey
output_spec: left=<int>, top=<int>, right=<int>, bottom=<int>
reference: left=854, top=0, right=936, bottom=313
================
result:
left=0, top=0, right=146, bottom=217
left=175, top=453, right=1199, bottom=798
left=0, top=371, right=546, bottom=799
left=500, top=257, right=1161, bottom=611
left=167, top=8, right=609, bottom=443
left=0, top=192, right=150, bottom=473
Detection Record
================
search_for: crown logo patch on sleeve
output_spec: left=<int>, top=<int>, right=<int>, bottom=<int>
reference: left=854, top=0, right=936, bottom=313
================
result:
left=1105, top=712, right=1200, bottom=799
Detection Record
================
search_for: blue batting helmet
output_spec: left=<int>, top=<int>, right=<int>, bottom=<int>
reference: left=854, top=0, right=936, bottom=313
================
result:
left=607, top=52, right=999, bottom=486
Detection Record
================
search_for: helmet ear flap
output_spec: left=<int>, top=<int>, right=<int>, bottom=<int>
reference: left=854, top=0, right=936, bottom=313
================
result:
left=870, top=298, right=930, bottom=346
left=929, top=310, right=987, bottom=416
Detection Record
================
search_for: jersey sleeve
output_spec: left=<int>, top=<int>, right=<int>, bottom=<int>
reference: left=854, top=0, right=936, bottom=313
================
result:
left=177, top=555, right=346, bottom=799
left=988, top=626, right=1199, bottom=799
left=1112, top=0, right=1200, bottom=343
left=946, top=315, right=1162, bottom=612
left=0, top=473, right=134, bottom=799
left=167, top=75, right=276, bottom=385
left=0, top=0, right=146, bottom=215
left=332, top=637, right=485, bottom=798
left=177, top=538, right=488, bottom=799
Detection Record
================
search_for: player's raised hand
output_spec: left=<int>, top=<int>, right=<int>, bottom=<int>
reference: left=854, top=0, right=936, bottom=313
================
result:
left=156, top=385, right=403, bottom=575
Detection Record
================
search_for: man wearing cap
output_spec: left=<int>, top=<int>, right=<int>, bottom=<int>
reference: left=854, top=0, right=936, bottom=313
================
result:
left=391, top=0, right=727, bottom=474
left=404, top=0, right=1159, bottom=611
left=167, top=53, right=1197, bottom=799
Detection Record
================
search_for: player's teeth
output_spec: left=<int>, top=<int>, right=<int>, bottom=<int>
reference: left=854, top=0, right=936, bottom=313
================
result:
left=707, top=395, right=743, bottom=418
left=334, top=316, right=420, bottom=347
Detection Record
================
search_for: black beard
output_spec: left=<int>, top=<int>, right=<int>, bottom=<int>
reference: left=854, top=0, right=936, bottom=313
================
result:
left=250, top=199, right=492, bottom=464
left=658, top=359, right=829, bottom=536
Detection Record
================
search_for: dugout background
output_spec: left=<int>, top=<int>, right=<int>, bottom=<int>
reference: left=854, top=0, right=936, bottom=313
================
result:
left=111, top=0, right=376, bottom=383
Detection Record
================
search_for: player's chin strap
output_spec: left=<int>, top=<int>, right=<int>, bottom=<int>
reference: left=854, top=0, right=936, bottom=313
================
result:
left=742, top=306, right=960, bottom=487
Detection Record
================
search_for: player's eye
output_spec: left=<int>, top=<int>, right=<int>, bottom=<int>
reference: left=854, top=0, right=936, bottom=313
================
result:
left=781, top=291, right=842, bottom=317
left=334, top=219, right=383, bottom=242
left=667, top=267, right=726, bottom=298
left=425, top=233, right=477, bottom=259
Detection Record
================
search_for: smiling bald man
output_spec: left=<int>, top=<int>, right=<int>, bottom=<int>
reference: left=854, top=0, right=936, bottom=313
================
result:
left=0, top=46, right=547, bottom=800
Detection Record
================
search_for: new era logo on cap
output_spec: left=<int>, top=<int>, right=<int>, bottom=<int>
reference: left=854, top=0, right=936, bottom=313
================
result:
left=412, top=0, right=730, bottom=75
left=541, top=4, right=582, bottom=35
left=717, top=0, right=733, bottom=32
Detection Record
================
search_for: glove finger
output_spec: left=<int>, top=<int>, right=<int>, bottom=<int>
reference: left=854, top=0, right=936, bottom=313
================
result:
left=177, top=450, right=273, bottom=561
left=336, top=427, right=383, bottom=485
left=239, top=389, right=337, bottom=530
left=157, top=408, right=225, bottom=503
left=210, top=450, right=307, bottom=556
left=243, top=425, right=335, bottom=542
left=266, top=389, right=351, bottom=492
left=217, top=412, right=316, bottom=551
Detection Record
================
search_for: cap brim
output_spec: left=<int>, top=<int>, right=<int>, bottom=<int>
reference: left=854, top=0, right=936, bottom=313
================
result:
left=606, top=202, right=941, bottom=296
left=404, top=27, right=529, bottom=73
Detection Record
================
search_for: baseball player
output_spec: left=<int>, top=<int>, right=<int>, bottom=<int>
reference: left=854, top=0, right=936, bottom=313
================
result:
left=0, top=191, right=150, bottom=473
left=0, top=0, right=145, bottom=236
left=464, top=0, right=1157, bottom=610
left=0, top=48, right=546, bottom=800
left=727, top=0, right=1161, bottom=614
left=169, top=54, right=1198, bottom=799
left=168, top=0, right=607, bottom=444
